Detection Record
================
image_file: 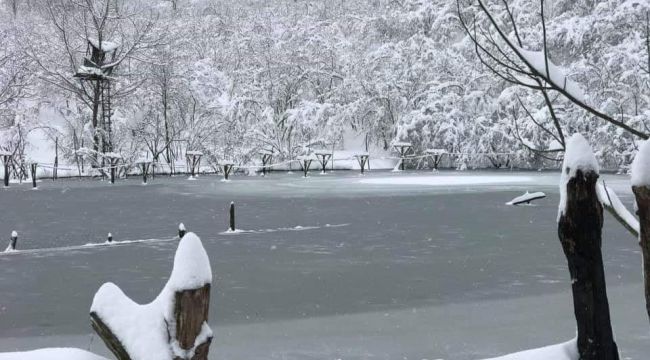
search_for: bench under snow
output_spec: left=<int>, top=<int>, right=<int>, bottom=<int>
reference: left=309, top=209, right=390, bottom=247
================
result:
left=506, top=191, right=546, bottom=205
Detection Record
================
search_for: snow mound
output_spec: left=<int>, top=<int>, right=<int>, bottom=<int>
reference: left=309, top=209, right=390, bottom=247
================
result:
left=483, top=339, right=577, bottom=360
left=0, top=348, right=108, bottom=360
left=90, top=232, right=212, bottom=360
left=559, top=134, right=598, bottom=220
left=631, top=140, right=650, bottom=187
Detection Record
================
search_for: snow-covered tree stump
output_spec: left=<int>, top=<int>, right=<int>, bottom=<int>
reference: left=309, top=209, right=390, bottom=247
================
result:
left=90, top=232, right=213, bottom=360
left=557, top=134, right=618, bottom=360
left=631, top=140, right=650, bottom=324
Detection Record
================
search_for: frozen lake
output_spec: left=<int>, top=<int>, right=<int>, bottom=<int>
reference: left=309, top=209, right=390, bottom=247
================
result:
left=0, top=170, right=647, bottom=359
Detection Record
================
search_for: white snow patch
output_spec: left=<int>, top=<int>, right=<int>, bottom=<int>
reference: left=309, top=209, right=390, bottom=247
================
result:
left=0, top=348, right=108, bottom=360
left=631, top=140, right=650, bottom=187
left=597, top=183, right=639, bottom=234
left=359, top=176, right=533, bottom=187
left=558, top=134, right=599, bottom=220
left=506, top=191, right=546, bottom=205
left=11, top=231, right=17, bottom=238
left=483, top=339, right=577, bottom=360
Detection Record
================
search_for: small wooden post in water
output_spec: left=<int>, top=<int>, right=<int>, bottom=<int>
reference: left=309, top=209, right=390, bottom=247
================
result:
left=1, top=151, right=11, bottom=187
left=558, top=134, right=619, bottom=360
left=314, top=152, right=332, bottom=174
left=229, top=202, right=235, bottom=232
left=107, top=233, right=113, bottom=243
left=297, top=156, right=312, bottom=177
left=392, top=142, right=413, bottom=171
left=53, top=138, right=59, bottom=180
left=8, top=231, right=17, bottom=251
left=178, top=223, right=186, bottom=238
left=30, top=163, right=37, bottom=188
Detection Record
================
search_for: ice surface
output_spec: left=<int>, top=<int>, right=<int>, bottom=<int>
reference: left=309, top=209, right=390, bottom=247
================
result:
left=360, top=175, right=533, bottom=186
left=631, top=140, right=650, bottom=187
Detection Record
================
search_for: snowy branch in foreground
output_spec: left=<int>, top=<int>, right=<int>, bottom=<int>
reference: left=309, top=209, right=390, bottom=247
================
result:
left=597, top=182, right=639, bottom=238
left=90, top=232, right=213, bottom=360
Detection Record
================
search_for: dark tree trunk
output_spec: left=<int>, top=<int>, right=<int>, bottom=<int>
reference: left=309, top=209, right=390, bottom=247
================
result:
left=632, top=186, right=650, bottom=323
left=558, top=169, right=619, bottom=360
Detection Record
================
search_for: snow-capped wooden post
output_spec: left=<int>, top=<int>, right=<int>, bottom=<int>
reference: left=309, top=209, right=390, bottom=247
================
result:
left=314, top=151, right=332, bottom=174
left=107, top=233, right=113, bottom=243
left=90, top=232, right=213, bottom=360
left=557, top=134, right=619, bottom=360
left=8, top=231, right=17, bottom=251
left=1, top=151, right=11, bottom=187
left=355, top=153, right=369, bottom=174
left=30, top=163, right=37, bottom=188
left=631, top=140, right=650, bottom=324
left=229, top=202, right=235, bottom=232
left=178, top=223, right=186, bottom=238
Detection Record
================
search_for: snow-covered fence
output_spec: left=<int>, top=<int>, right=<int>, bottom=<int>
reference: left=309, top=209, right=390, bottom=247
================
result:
left=90, top=232, right=213, bottom=360
left=557, top=134, right=619, bottom=359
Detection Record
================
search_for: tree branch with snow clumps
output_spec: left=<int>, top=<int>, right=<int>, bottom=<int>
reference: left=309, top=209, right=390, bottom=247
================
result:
left=90, top=232, right=213, bottom=360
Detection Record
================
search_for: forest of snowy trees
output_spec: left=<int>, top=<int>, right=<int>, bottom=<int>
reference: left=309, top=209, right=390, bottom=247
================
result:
left=0, top=0, right=648, bottom=174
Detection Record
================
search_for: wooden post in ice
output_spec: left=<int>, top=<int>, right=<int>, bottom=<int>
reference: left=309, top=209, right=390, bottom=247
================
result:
left=222, top=163, right=234, bottom=181
left=107, top=233, right=113, bottom=243
left=8, top=231, right=17, bottom=251
left=355, top=153, right=369, bottom=174
left=53, top=137, right=59, bottom=180
left=1, top=151, right=11, bottom=187
left=178, top=223, right=186, bottom=238
left=90, top=232, right=213, bottom=360
left=557, top=134, right=619, bottom=360
left=630, top=140, right=650, bottom=324
left=229, top=202, right=235, bottom=232
left=30, top=163, right=37, bottom=188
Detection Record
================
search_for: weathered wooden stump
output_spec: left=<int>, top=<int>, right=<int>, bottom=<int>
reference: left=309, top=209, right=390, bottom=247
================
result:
left=558, top=134, right=619, bottom=360
left=30, top=163, right=37, bottom=188
left=1, top=151, right=11, bottom=187
left=631, top=140, right=650, bottom=324
left=229, top=202, right=235, bottom=232
left=90, top=232, right=213, bottom=360
left=107, top=233, right=113, bottom=243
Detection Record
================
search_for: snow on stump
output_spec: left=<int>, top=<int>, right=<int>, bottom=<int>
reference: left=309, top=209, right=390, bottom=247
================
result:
left=90, top=232, right=213, bottom=360
left=4, top=231, right=18, bottom=252
left=631, top=139, right=650, bottom=323
left=557, top=134, right=619, bottom=360
left=506, top=191, right=546, bottom=206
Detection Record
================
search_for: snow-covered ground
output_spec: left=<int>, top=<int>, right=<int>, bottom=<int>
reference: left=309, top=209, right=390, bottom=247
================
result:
left=0, top=171, right=646, bottom=359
